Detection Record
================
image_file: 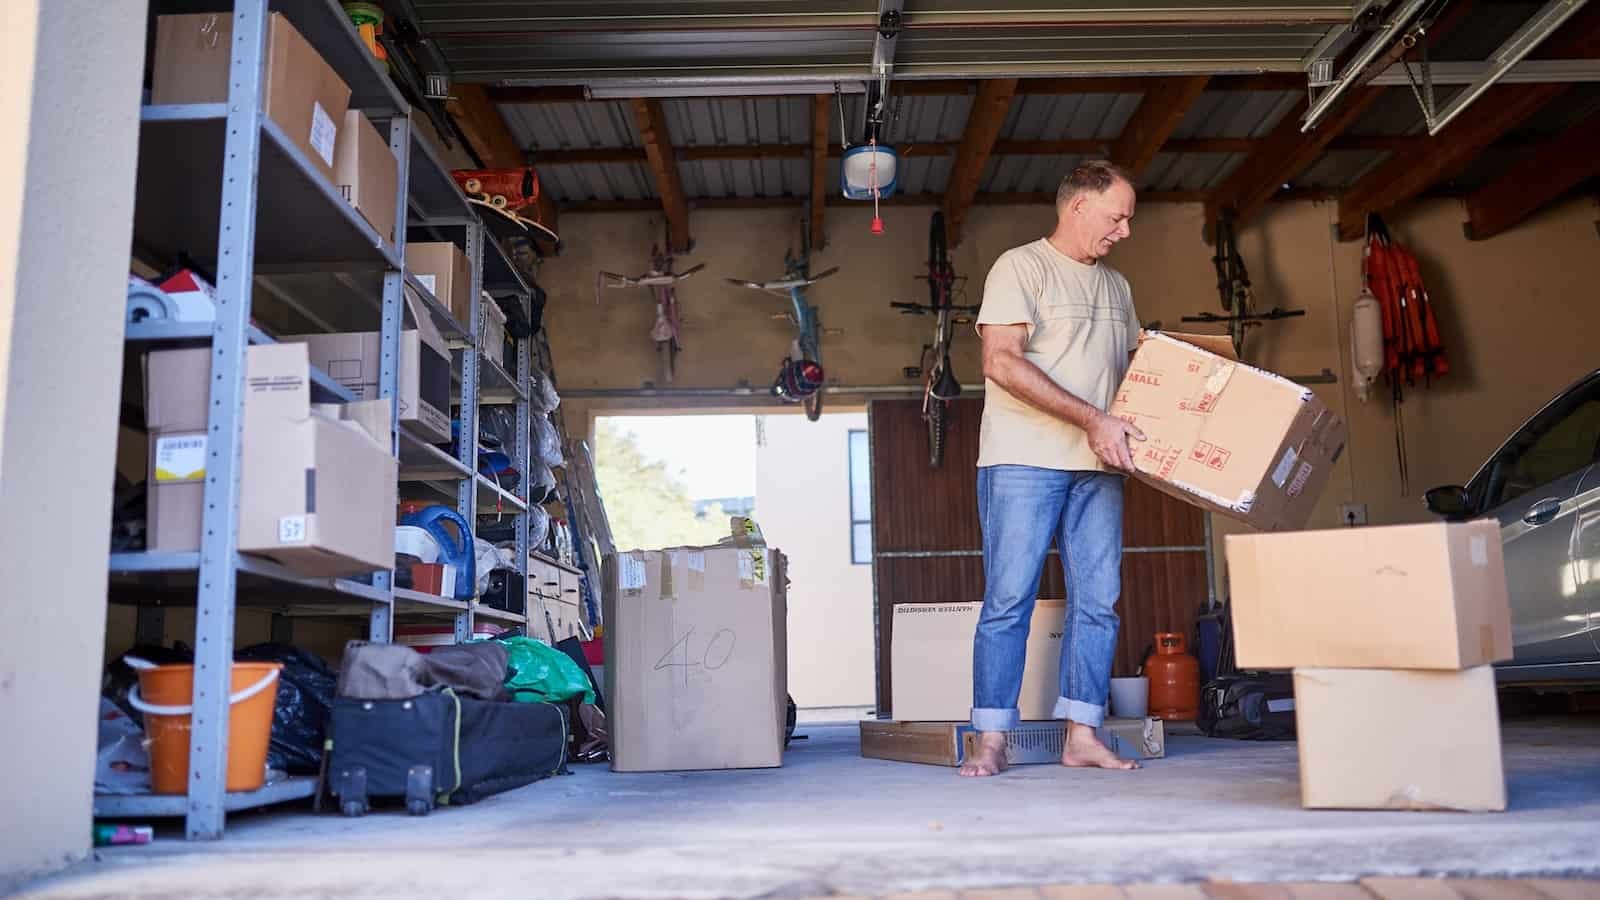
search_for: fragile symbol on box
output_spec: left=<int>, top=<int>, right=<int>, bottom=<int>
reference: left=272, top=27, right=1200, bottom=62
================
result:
left=1206, top=446, right=1231, bottom=471
left=1191, top=440, right=1214, bottom=463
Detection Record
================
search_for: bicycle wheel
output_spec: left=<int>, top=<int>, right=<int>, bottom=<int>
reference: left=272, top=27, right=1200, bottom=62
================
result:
left=929, top=211, right=949, bottom=308
left=927, top=397, right=947, bottom=468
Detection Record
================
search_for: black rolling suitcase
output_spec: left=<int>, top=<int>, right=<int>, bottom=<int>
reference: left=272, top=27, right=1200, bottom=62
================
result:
left=328, top=689, right=568, bottom=816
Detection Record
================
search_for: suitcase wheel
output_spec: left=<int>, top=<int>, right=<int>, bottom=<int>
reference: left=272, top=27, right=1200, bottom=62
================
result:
left=405, top=765, right=436, bottom=816
left=336, top=766, right=369, bottom=818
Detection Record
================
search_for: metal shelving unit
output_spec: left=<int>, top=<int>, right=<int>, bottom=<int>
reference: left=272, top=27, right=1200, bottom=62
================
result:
left=107, top=0, right=535, bottom=840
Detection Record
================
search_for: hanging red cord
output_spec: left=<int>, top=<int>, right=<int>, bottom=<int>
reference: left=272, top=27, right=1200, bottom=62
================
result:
left=869, top=138, right=885, bottom=235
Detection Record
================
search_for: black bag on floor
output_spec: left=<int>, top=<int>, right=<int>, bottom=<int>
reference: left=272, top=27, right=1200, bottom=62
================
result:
left=1198, top=672, right=1297, bottom=741
left=328, top=689, right=568, bottom=816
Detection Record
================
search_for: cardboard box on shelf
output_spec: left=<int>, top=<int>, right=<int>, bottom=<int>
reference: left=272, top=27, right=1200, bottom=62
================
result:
left=859, top=718, right=1165, bottom=767
left=1293, top=666, right=1505, bottom=811
left=603, top=536, right=788, bottom=772
left=334, top=109, right=398, bottom=244
left=1225, top=521, right=1512, bottom=670
left=890, top=600, right=1065, bottom=722
left=151, top=12, right=352, bottom=184
left=1108, top=332, right=1347, bottom=532
left=482, top=293, right=509, bottom=371
left=406, top=242, right=472, bottom=327
left=282, top=290, right=452, bottom=443
left=143, top=344, right=398, bottom=576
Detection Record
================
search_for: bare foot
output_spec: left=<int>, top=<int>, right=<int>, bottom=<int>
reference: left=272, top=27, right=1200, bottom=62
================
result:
left=1061, top=722, right=1140, bottom=771
left=959, top=732, right=1008, bottom=777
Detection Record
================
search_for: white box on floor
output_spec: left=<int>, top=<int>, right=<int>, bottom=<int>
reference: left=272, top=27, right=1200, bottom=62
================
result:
left=1293, top=666, right=1505, bottom=812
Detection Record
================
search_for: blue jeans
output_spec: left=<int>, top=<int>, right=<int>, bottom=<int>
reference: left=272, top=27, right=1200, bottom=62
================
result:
left=972, top=465, right=1124, bottom=731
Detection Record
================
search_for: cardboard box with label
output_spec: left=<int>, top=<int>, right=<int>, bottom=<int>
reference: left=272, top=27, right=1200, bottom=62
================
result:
left=1108, top=332, right=1347, bottom=531
left=1225, top=521, right=1512, bottom=670
left=145, top=344, right=398, bottom=576
left=860, top=718, right=1165, bottom=767
left=151, top=13, right=352, bottom=184
left=891, top=601, right=1066, bottom=722
left=603, top=539, right=788, bottom=773
left=406, top=242, right=473, bottom=327
left=334, top=109, right=398, bottom=244
left=1293, top=666, right=1505, bottom=811
left=282, top=289, right=452, bottom=443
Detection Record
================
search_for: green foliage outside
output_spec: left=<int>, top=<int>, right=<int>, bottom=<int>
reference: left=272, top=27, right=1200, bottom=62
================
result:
left=594, top=420, right=734, bottom=551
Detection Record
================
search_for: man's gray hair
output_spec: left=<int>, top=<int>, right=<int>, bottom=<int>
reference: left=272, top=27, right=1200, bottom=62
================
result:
left=1055, top=159, right=1132, bottom=208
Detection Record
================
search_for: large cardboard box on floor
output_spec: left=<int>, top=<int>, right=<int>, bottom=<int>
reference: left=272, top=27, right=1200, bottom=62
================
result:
left=1294, top=666, right=1505, bottom=811
left=151, top=13, right=351, bottom=184
left=1108, top=331, right=1347, bottom=531
left=144, top=344, right=398, bottom=576
left=859, top=718, right=1165, bottom=767
left=604, top=531, right=789, bottom=772
left=891, top=601, right=1065, bottom=722
left=283, top=288, right=452, bottom=443
left=333, top=109, right=398, bottom=244
left=1226, top=521, right=1512, bottom=670
left=406, top=242, right=473, bottom=327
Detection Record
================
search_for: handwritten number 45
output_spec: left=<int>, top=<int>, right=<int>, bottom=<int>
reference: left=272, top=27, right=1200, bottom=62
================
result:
left=654, top=626, right=737, bottom=682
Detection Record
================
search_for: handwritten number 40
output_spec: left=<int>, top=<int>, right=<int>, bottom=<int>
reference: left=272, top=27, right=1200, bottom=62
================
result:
left=654, top=626, right=737, bottom=682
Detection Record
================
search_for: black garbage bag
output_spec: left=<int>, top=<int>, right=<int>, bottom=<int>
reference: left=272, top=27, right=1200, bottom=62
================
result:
left=237, top=643, right=339, bottom=774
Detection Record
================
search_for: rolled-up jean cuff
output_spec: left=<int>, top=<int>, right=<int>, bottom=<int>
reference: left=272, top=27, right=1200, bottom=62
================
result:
left=1055, top=697, right=1105, bottom=727
left=971, top=707, right=1020, bottom=732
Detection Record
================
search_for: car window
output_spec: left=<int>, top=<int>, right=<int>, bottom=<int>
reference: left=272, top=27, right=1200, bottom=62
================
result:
left=1480, top=381, right=1600, bottom=510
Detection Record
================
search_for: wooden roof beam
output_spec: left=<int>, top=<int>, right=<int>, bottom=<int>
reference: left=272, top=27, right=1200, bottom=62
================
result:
left=449, top=83, right=560, bottom=247
left=1335, top=3, right=1600, bottom=240
left=1463, top=109, right=1600, bottom=241
left=629, top=98, right=692, bottom=252
left=942, top=78, right=1018, bottom=246
left=810, top=94, right=830, bottom=250
left=1109, top=76, right=1211, bottom=177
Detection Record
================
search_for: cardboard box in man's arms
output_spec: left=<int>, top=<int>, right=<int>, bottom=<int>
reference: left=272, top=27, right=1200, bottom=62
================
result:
left=1109, top=331, right=1347, bottom=531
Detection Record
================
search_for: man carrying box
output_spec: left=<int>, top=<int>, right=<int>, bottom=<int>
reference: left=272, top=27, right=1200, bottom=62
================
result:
left=962, top=160, right=1146, bottom=777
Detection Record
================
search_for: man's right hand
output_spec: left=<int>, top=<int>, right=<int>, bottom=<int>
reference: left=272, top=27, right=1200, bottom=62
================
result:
left=1088, top=412, right=1146, bottom=473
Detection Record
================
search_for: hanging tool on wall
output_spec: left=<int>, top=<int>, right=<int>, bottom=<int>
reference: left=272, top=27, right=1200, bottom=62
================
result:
left=1181, top=210, right=1304, bottom=358
left=1358, top=212, right=1450, bottom=495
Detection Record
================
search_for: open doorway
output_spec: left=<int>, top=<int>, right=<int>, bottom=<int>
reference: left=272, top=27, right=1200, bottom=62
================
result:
left=595, top=411, right=875, bottom=720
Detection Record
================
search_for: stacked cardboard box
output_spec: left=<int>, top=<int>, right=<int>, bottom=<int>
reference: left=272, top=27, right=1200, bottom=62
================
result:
left=603, top=523, right=789, bottom=773
left=1226, top=521, right=1513, bottom=811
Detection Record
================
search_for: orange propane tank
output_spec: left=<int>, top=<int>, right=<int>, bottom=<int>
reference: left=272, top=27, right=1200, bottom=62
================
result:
left=1145, top=632, right=1200, bottom=721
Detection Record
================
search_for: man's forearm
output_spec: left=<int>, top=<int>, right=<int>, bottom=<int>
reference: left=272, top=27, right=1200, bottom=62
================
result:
left=987, top=351, right=1103, bottom=430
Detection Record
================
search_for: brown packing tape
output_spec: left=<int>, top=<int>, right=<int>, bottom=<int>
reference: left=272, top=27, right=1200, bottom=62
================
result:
left=659, top=551, right=674, bottom=601
left=1481, top=624, right=1496, bottom=664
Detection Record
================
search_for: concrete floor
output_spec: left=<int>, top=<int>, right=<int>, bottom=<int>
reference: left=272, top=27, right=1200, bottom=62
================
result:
left=20, top=714, right=1600, bottom=900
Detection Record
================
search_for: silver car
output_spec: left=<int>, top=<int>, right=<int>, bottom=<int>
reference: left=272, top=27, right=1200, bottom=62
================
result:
left=1425, top=370, right=1600, bottom=683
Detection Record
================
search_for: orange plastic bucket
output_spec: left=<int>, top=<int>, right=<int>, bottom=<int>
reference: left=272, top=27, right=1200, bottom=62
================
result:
left=129, top=662, right=282, bottom=794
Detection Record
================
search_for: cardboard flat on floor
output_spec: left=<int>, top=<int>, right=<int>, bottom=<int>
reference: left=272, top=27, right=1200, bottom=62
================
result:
left=151, top=13, right=352, bottom=183
left=1293, top=666, right=1505, bottom=811
left=283, top=293, right=452, bottom=443
left=406, top=242, right=473, bottom=326
left=1226, top=521, right=1512, bottom=670
left=143, top=345, right=398, bottom=575
left=604, top=543, right=788, bottom=772
left=334, top=109, right=398, bottom=244
left=1108, top=332, right=1346, bottom=531
left=891, top=600, right=1066, bottom=722
left=859, top=718, right=1165, bottom=767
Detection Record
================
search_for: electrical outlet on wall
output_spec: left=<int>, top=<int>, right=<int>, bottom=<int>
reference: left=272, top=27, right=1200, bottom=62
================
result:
left=1340, top=503, right=1369, bottom=527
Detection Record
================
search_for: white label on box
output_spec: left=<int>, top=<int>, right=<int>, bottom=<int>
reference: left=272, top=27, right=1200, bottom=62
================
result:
left=1470, top=535, right=1489, bottom=567
left=687, top=551, right=706, bottom=574
left=1267, top=698, right=1296, bottom=713
left=310, top=102, right=337, bottom=167
left=441, top=565, right=457, bottom=598
left=416, top=274, right=438, bottom=296
left=278, top=515, right=308, bottom=544
left=154, top=435, right=207, bottom=482
left=619, top=554, right=647, bottom=591
left=1272, top=446, right=1299, bottom=488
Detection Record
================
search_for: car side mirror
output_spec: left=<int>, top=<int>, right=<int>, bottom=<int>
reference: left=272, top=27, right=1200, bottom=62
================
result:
left=1425, top=485, right=1471, bottom=519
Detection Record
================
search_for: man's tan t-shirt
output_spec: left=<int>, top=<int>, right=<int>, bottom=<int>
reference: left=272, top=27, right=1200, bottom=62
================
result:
left=976, top=238, right=1141, bottom=472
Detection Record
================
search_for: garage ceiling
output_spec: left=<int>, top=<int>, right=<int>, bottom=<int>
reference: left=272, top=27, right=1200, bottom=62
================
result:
left=412, top=1, right=1357, bottom=85
left=406, top=1, right=1600, bottom=245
